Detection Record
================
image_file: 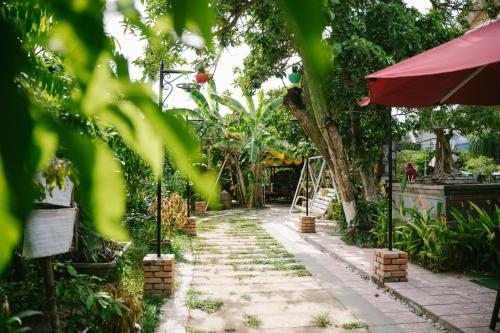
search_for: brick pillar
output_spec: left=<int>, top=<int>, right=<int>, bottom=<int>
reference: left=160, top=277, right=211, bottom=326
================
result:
left=195, top=201, right=206, bottom=216
left=182, top=217, right=197, bottom=236
left=299, top=215, right=316, bottom=233
left=143, top=254, right=174, bottom=296
left=372, top=249, right=408, bottom=283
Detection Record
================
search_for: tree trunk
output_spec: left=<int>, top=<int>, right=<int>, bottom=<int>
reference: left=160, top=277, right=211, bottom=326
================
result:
left=253, top=163, right=263, bottom=206
left=351, top=112, right=379, bottom=202
left=284, top=86, right=357, bottom=223
left=433, top=129, right=456, bottom=178
left=231, top=154, right=247, bottom=207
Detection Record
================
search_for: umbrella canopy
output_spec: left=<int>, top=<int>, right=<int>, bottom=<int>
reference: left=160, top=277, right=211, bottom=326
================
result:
left=360, top=20, right=500, bottom=107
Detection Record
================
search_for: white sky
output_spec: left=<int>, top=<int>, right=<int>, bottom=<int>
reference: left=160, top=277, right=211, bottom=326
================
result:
left=104, top=0, right=431, bottom=110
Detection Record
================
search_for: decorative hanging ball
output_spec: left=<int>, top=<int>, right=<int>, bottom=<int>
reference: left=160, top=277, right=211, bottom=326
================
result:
left=195, top=72, right=209, bottom=84
left=288, top=65, right=301, bottom=84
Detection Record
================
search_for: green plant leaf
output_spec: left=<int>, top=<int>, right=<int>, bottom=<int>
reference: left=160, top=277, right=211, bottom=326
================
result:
left=0, top=159, right=20, bottom=272
left=171, top=0, right=215, bottom=49
left=59, top=127, right=128, bottom=241
left=276, top=0, right=330, bottom=80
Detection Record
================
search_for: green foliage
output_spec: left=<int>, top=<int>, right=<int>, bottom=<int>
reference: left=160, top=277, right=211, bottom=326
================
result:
left=342, top=321, right=368, bottom=329
left=378, top=203, right=500, bottom=273
left=339, top=200, right=385, bottom=247
left=244, top=314, right=262, bottom=329
left=312, top=311, right=332, bottom=327
left=396, top=150, right=434, bottom=178
left=54, top=263, right=129, bottom=332
left=0, top=0, right=220, bottom=273
left=0, top=298, right=41, bottom=333
left=185, top=289, right=223, bottom=313
left=463, top=156, right=498, bottom=180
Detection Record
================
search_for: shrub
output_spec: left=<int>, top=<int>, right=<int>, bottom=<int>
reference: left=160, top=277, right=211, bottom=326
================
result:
left=149, top=193, right=188, bottom=239
left=339, top=199, right=384, bottom=247
left=463, top=156, right=498, bottom=181
left=386, top=203, right=500, bottom=273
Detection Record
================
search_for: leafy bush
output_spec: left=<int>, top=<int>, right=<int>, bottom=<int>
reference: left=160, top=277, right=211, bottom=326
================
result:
left=54, top=263, right=130, bottom=332
left=338, top=200, right=385, bottom=247
left=149, top=193, right=188, bottom=240
left=379, top=203, right=500, bottom=273
left=1, top=298, right=41, bottom=333
left=463, top=156, right=498, bottom=181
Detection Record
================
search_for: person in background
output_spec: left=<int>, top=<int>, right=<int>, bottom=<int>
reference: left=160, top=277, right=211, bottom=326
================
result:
left=405, top=163, right=418, bottom=183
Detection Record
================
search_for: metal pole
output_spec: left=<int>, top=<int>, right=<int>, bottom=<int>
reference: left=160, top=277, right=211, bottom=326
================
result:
left=187, top=178, right=191, bottom=218
left=305, top=156, right=309, bottom=216
left=157, top=60, right=164, bottom=258
left=388, top=108, right=393, bottom=251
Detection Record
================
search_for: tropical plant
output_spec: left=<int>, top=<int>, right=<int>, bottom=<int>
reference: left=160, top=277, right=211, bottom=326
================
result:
left=463, top=156, right=498, bottom=181
left=211, top=90, right=283, bottom=207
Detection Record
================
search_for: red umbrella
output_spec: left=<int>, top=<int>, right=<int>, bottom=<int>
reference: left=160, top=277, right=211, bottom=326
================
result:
left=360, top=20, right=500, bottom=107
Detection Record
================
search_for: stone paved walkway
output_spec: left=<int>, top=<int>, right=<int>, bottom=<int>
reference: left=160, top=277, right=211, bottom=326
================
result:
left=278, top=206, right=500, bottom=333
left=185, top=213, right=366, bottom=332
left=159, top=207, right=451, bottom=333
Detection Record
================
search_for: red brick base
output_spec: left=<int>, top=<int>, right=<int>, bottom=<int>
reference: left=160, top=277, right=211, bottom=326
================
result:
left=372, top=249, right=408, bottom=283
left=195, top=201, right=206, bottom=216
left=299, top=215, right=316, bottom=233
left=143, top=254, right=175, bottom=296
left=182, top=217, right=197, bottom=236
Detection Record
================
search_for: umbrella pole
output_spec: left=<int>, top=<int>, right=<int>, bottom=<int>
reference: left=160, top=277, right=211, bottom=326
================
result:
left=388, top=108, right=393, bottom=251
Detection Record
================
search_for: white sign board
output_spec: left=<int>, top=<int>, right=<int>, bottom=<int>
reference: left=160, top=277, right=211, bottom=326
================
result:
left=23, top=208, right=77, bottom=259
left=36, top=177, right=74, bottom=208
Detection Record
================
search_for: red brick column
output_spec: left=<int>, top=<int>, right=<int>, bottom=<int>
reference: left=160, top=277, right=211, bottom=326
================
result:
left=299, top=215, right=316, bottom=233
left=372, top=249, right=408, bottom=283
left=195, top=201, right=206, bottom=216
left=143, top=254, right=175, bottom=296
left=182, top=217, right=197, bottom=236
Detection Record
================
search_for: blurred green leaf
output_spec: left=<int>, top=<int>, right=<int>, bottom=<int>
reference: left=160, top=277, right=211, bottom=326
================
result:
left=171, top=0, right=215, bottom=49
left=276, top=0, right=330, bottom=79
left=0, top=160, right=20, bottom=272
left=58, top=126, right=128, bottom=241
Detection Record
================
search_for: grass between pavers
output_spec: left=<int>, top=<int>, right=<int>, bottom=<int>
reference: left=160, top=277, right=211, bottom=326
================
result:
left=186, top=288, right=224, bottom=313
left=244, top=314, right=263, bottom=329
left=312, top=311, right=332, bottom=327
left=342, top=321, right=368, bottom=329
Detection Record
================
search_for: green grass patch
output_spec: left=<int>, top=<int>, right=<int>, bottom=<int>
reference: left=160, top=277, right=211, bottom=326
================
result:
left=244, top=314, right=262, bottom=329
left=312, top=312, right=332, bottom=327
left=186, top=289, right=224, bottom=313
left=141, top=294, right=164, bottom=333
left=342, top=321, right=368, bottom=329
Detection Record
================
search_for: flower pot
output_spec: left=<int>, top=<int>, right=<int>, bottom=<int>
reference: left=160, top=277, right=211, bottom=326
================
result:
left=73, top=241, right=131, bottom=278
left=195, top=72, right=209, bottom=84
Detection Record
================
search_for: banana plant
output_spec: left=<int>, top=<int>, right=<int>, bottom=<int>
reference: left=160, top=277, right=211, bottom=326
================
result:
left=211, top=90, right=283, bottom=207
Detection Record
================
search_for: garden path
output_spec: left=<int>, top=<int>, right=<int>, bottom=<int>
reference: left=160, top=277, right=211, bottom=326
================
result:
left=184, top=213, right=363, bottom=332
left=160, top=206, right=447, bottom=333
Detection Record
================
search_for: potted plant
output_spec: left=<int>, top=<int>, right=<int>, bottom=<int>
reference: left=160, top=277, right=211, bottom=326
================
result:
left=195, top=66, right=210, bottom=84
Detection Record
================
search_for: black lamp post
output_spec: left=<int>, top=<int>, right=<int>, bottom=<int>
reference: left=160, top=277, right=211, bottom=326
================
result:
left=387, top=108, right=393, bottom=251
left=305, top=156, right=309, bottom=216
left=156, top=60, right=197, bottom=257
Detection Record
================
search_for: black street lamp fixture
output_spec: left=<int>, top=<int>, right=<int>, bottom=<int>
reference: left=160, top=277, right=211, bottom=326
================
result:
left=156, top=60, right=198, bottom=258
